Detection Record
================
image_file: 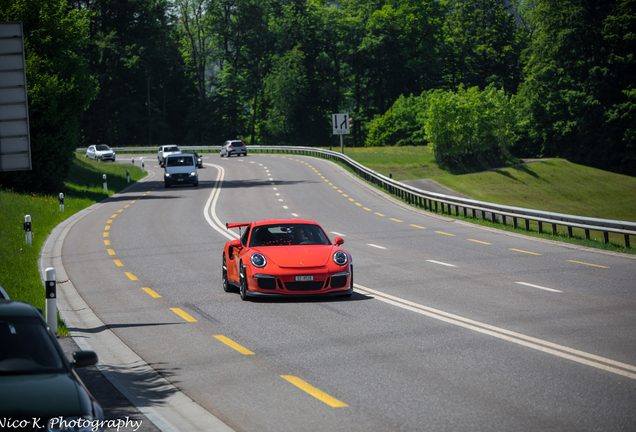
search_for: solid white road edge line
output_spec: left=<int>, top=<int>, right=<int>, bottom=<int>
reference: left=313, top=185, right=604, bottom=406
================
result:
left=40, top=170, right=235, bottom=432
left=353, top=283, right=636, bottom=380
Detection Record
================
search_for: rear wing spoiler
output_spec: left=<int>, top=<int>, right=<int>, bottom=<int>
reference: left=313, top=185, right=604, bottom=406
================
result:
left=226, top=222, right=251, bottom=230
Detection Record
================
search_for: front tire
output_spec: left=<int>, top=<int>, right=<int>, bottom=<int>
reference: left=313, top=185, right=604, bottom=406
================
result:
left=239, top=265, right=249, bottom=301
left=222, top=254, right=230, bottom=292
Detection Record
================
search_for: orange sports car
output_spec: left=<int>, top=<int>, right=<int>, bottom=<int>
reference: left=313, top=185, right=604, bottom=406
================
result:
left=222, top=219, right=353, bottom=300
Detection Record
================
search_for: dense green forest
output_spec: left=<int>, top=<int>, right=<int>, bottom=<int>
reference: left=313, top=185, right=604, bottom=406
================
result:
left=1, top=0, right=634, bottom=191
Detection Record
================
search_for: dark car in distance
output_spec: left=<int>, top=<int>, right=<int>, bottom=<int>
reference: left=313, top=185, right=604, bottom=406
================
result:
left=0, top=300, right=104, bottom=430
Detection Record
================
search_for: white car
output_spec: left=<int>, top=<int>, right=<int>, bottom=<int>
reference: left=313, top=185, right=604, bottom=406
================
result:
left=164, top=154, right=198, bottom=188
left=158, top=145, right=181, bottom=167
left=86, top=145, right=116, bottom=162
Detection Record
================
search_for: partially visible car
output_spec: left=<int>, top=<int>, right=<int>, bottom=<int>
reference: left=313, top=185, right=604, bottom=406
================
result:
left=183, top=151, right=203, bottom=168
left=0, top=300, right=104, bottom=430
left=220, top=140, right=247, bottom=157
left=223, top=219, right=353, bottom=300
left=158, top=145, right=181, bottom=167
left=164, top=153, right=198, bottom=188
left=86, top=145, right=116, bottom=162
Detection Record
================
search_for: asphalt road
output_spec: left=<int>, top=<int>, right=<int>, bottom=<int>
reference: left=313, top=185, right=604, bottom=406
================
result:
left=60, top=153, right=636, bottom=431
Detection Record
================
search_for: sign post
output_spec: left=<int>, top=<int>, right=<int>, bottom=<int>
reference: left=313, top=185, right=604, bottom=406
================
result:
left=332, top=113, right=350, bottom=153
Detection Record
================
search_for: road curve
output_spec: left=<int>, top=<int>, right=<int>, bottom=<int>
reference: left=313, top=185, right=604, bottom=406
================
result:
left=54, top=153, right=636, bottom=432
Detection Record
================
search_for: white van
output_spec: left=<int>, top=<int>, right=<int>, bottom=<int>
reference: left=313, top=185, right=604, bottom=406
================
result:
left=164, top=154, right=198, bottom=188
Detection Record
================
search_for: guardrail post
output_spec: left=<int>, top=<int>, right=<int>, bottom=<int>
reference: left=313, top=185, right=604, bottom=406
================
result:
left=23, top=215, right=32, bottom=246
left=502, top=215, right=506, bottom=225
left=525, top=219, right=530, bottom=231
left=625, top=235, right=631, bottom=248
left=552, top=224, right=557, bottom=236
left=538, top=221, right=543, bottom=234
left=585, top=229, right=590, bottom=240
left=471, top=208, right=476, bottom=219
left=604, top=232, right=609, bottom=244
left=45, top=267, right=57, bottom=335
left=568, top=226, right=573, bottom=238
left=513, top=217, right=518, bottom=229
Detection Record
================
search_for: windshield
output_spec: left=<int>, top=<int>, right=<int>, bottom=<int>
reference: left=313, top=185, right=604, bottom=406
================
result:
left=165, top=146, right=179, bottom=152
left=249, top=224, right=330, bottom=247
left=166, top=156, right=193, bottom=167
left=95, top=145, right=110, bottom=151
left=0, top=316, right=66, bottom=375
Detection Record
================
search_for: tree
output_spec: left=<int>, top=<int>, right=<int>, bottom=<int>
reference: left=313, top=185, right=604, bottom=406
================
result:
left=517, top=0, right=636, bottom=175
left=441, top=0, right=526, bottom=93
left=0, top=0, right=96, bottom=192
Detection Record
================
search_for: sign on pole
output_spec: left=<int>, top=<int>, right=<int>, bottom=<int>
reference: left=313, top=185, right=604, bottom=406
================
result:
left=0, top=22, right=32, bottom=172
left=332, top=113, right=349, bottom=153
left=332, top=113, right=350, bottom=135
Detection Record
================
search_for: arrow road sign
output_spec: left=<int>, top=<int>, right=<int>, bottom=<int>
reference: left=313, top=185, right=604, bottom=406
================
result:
left=332, top=113, right=350, bottom=135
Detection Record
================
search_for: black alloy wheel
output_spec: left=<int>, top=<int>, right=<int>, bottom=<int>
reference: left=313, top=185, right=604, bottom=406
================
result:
left=222, top=254, right=230, bottom=292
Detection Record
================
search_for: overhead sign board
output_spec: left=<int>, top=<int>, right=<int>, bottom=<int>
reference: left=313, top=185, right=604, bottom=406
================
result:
left=332, top=113, right=350, bottom=135
left=0, top=22, right=32, bottom=171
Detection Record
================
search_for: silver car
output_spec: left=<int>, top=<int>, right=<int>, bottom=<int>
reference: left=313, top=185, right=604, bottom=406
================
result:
left=220, top=140, right=247, bottom=157
left=86, top=145, right=116, bottom=162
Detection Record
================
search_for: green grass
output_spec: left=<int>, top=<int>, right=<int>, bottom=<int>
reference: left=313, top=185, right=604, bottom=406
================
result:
left=336, top=146, right=636, bottom=253
left=0, top=155, right=146, bottom=334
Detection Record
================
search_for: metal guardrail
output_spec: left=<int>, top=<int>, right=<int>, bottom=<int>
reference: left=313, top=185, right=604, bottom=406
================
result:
left=79, top=145, right=636, bottom=248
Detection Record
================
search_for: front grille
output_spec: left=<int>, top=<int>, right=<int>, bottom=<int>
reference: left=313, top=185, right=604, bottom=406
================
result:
left=331, top=275, right=347, bottom=288
left=172, top=173, right=189, bottom=179
left=257, top=278, right=276, bottom=289
left=285, top=281, right=324, bottom=291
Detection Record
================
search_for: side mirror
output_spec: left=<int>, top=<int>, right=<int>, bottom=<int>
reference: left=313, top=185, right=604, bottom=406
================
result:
left=335, top=237, right=344, bottom=246
left=72, top=350, right=98, bottom=369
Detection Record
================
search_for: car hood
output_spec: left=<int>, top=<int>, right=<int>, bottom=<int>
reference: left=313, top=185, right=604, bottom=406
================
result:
left=0, top=373, right=90, bottom=417
left=256, top=245, right=335, bottom=268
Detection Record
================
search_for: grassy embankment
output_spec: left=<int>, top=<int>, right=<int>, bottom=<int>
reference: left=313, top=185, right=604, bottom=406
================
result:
left=0, top=155, right=146, bottom=334
left=340, top=146, right=636, bottom=253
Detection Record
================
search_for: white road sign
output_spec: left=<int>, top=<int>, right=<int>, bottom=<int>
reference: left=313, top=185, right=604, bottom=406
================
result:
left=332, top=113, right=350, bottom=135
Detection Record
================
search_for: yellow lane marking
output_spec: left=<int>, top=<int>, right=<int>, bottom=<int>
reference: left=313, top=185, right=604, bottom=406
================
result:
left=510, top=248, right=542, bottom=255
left=105, top=225, right=111, bottom=230
left=214, top=335, right=255, bottom=355
left=390, top=218, right=402, bottom=223
left=435, top=231, right=455, bottom=236
left=125, top=205, right=130, bottom=208
left=411, top=224, right=426, bottom=229
left=349, top=198, right=355, bottom=202
left=337, top=190, right=343, bottom=193
left=103, top=232, right=109, bottom=238
left=468, top=239, right=492, bottom=245
left=332, top=186, right=338, bottom=189
left=114, top=260, right=123, bottom=267
left=363, top=207, right=372, bottom=211
left=125, top=272, right=138, bottom=280
left=142, top=287, right=162, bottom=298
left=355, top=203, right=362, bottom=206
left=342, top=193, right=348, bottom=197
left=104, top=240, right=110, bottom=245
left=117, top=209, right=123, bottom=213
left=171, top=308, right=197, bottom=322
left=130, top=201, right=136, bottom=204
left=375, top=213, right=385, bottom=217
left=111, top=214, right=118, bottom=218
left=281, top=376, right=348, bottom=407
left=107, top=249, right=116, bottom=256
left=568, top=260, right=610, bottom=269
left=107, top=219, right=113, bottom=223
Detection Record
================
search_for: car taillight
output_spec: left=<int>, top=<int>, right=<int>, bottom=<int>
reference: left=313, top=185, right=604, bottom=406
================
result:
left=228, top=143, right=233, bottom=147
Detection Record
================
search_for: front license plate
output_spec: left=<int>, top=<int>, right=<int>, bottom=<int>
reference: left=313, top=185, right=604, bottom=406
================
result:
left=177, top=178, right=184, bottom=181
left=295, top=275, right=314, bottom=282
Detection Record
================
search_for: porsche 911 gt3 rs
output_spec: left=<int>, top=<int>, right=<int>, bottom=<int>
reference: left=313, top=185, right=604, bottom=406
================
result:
left=223, top=219, right=353, bottom=300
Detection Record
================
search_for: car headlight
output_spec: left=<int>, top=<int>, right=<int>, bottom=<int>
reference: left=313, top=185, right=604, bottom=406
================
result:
left=250, top=253, right=267, bottom=268
left=333, top=250, right=348, bottom=266
left=190, top=171, right=197, bottom=177
left=164, top=173, right=171, bottom=178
